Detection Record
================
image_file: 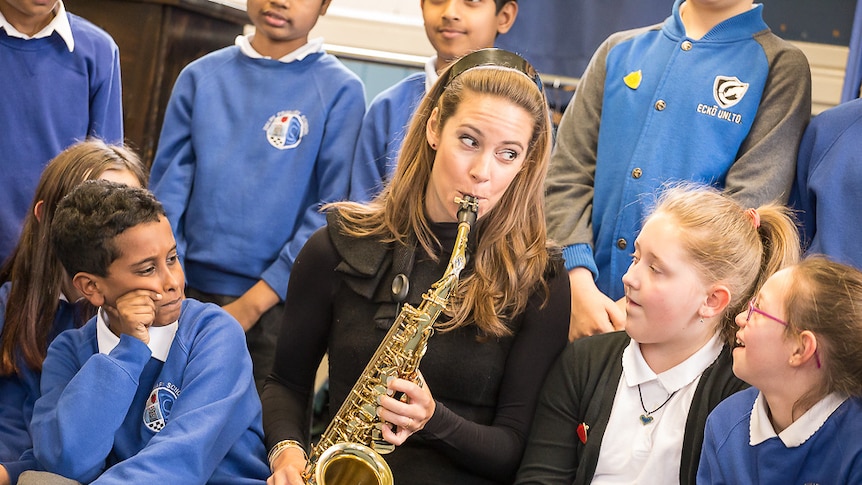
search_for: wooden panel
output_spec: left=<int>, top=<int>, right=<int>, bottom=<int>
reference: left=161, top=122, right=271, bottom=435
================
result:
left=66, top=0, right=248, bottom=167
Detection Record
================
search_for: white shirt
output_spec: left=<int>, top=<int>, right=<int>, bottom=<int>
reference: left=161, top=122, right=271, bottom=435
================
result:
left=424, top=55, right=440, bottom=94
left=234, top=34, right=323, bottom=63
left=592, top=333, right=724, bottom=485
left=750, top=391, right=847, bottom=447
left=96, top=308, right=178, bottom=363
left=0, top=0, right=74, bottom=52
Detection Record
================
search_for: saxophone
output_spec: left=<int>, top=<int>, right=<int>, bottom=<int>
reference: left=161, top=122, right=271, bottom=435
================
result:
left=303, top=196, right=479, bottom=485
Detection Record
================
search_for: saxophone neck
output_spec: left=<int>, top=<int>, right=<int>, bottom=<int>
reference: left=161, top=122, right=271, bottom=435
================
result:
left=444, top=196, right=478, bottom=280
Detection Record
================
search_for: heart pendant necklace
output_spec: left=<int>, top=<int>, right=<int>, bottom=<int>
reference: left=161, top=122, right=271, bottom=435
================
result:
left=638, top=384, right=677, bottom=425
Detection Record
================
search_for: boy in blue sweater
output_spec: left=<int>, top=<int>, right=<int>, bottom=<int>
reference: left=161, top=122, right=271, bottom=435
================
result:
left=348, top=0, right=518, bottom=201
left=149, top=0, right=365, bottom=394
left=544, top=0, right=811, bottom=340
left=29, top=180, right=269, bottom=484
left=0, top=0, right=123, bottom=264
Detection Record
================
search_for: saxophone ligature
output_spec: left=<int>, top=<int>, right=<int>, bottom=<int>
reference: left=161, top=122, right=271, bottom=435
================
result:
left=302, top=195, right=479, bottom=485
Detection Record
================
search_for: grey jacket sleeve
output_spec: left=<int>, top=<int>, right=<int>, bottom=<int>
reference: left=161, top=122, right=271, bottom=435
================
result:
left=723, top=33, right=812, bottom=207
left=543, top=37, right=611, bottom=251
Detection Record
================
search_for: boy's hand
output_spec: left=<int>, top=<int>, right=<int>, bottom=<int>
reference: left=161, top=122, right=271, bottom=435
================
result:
left=104, top=290, right=162, bottom=344
left=223, top=280, right=279, bottom=331
left=567, top=268, right=626, bottom=341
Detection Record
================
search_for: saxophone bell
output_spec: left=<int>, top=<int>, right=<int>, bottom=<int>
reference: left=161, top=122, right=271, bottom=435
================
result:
left=312, top=443, right=393, bottom=485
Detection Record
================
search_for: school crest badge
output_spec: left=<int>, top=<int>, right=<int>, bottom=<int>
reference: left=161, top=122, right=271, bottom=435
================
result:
left=264, top=110, right=309, bottom=150
left=143, top=385, right=178, bottom=433
left=713, top=76, right=749, bottom=109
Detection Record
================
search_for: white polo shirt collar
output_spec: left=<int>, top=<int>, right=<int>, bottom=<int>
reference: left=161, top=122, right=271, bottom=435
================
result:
left=0, top=0, right=74, bottom=52
left=750, top=391, right=847, bottom=447
left=96, top=308, right=177, bottom=362
left=235, top=34, right=323, bottom=63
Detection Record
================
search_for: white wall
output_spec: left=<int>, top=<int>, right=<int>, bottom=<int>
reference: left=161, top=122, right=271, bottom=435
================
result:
left=311, top=1, right=433, bottom=57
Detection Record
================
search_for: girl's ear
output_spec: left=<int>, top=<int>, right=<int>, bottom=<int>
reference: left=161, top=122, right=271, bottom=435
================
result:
left=791, top=330, right=820, bottom=369
left=34, top=200, right=45, bottom=223
left=72, top=272, right=106, bottom=307
left=700, top=283, right=731, bottom=320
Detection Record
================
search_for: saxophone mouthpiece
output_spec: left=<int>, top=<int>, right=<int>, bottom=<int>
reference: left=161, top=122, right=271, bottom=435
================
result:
left=453, top=195, right=479, bottom=226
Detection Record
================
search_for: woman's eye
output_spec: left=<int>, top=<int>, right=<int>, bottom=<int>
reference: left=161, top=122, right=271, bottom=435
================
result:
left=499, top=149, right=518, bottom=162
left=459, top=135, right=478, bottom=148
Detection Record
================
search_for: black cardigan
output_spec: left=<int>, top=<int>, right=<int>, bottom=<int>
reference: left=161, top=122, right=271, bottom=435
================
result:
left=515, top=331, right=748, bottom=485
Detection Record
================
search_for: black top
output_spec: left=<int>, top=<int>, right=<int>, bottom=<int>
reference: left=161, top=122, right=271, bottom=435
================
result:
left=515, top=331, right=748, bottom=485
left=263, top=212, right=570, bottom=484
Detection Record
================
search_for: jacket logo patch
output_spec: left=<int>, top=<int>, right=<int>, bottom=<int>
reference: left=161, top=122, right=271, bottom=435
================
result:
left=264, top=110, right=309, bottom=150
left=713, top=76, right=749, bottom=109
left=143, top=384, right=179, bottom=433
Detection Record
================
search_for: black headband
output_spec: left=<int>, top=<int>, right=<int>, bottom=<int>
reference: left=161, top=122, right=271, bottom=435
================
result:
left=444, top=48, right=544, bottom=93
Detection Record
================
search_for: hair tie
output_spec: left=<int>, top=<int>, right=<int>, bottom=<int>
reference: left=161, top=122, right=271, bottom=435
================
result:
left=745, top=208, right=760, bottom=229
left=444, top=48, right=544, bottom=93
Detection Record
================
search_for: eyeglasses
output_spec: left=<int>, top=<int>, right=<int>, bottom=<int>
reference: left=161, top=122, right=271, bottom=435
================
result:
left=746, top=299, right=821, bottom=368
left=746, top=299, right=788, bottom=326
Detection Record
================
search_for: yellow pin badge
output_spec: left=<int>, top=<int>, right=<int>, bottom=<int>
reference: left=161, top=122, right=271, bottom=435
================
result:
left=624, top=70, right=642, bottom=90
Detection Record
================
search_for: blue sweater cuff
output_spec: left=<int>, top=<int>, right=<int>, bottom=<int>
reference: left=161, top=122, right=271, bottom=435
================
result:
left=561, top=244, right=598, bottom=279
left=3, top=457, right=38, bottom=484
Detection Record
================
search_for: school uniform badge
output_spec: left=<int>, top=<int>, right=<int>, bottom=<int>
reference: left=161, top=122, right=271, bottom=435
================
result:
left=713, top=76, right=749, bottom=109
left=264, top=110, right=309, bottom=150
left=143, top=385, right=179, bottom=432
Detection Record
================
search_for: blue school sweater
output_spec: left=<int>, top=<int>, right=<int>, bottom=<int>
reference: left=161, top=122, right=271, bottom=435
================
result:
left=0, top=283, right=83, bottom=483
left=0, top=13, right=123, bottom=262
left=349, top=71, right=427, bottom=201
left=791, top=97, right=862, bottom=270
left=30, top=299, right=270, bottom=484
left=150, top=46, right=365, bottom=299
left=698, top=387, right=862, bottom=484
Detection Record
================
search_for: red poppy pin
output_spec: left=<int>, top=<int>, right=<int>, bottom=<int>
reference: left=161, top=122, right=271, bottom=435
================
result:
left=577, top=423, right=589, bottom=444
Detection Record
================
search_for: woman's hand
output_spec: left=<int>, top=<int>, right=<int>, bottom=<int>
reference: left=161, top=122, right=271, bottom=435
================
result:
left=267, top=447, right=308, bottom=485
left=376, top=372, right=436, bottom=445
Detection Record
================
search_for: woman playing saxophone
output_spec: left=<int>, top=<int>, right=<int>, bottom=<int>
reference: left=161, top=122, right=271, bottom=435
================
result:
left=262, top=49, right=569, bottom=485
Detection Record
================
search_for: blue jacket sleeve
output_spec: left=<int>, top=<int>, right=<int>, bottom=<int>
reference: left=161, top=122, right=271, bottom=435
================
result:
left=260, top=76, right=366, bottom=298
left=31, top=333, right=152, bottom=482
left=789, top=117, right=818, bottom=250
left=88, top=36, right=123, bottom=144
left=92, top=316, right=262, bottom=485
left=150, top=70, right=197, bottom=262
left=348, top=97, right=394, bottom=202
left=32, top=313, right=262, bottom=485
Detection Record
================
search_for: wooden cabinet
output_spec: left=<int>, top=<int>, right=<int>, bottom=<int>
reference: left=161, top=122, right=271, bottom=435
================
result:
left=66, top=0, right=248, bottom=167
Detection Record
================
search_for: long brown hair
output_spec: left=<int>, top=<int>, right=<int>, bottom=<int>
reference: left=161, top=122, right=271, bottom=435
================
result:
left=0, top=140, right=147, bottom=376
left=331, top=55, right=553, bottom=337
